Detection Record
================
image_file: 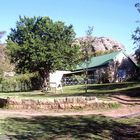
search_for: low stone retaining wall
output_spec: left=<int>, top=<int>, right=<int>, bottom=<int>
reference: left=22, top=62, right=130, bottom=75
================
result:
left=0, top=96, right=119, bottom=110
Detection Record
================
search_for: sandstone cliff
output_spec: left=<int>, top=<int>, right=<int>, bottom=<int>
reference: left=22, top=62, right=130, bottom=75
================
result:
left=77, top=36, right=125, bottom=53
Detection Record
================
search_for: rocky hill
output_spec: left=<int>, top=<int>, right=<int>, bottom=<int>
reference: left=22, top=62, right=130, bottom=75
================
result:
left=77, top=36, right=125, bottom=53
left=0, top=44, right=13, bottom=74
left=0, top=44, right=6, bottom=61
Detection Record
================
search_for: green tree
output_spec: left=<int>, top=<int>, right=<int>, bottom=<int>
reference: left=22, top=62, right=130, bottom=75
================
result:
left=7, top=16, right=81, bottom=88
left=132, top=3, right=140, bottom=65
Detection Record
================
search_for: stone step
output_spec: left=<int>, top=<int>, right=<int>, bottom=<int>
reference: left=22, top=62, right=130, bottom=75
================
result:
left=108, top=96, right=140, bottom=105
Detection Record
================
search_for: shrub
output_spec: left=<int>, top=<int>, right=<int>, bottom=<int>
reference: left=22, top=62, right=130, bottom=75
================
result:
left=0, top=72, right=38, bottom=92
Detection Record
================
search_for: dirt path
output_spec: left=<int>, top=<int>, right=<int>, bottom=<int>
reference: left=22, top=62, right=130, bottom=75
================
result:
left=0, top=105, right=140, bottom=119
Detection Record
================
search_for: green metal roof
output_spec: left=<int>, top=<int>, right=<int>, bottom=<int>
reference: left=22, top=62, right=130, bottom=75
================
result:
left=76, top=51, right=121, bottom=70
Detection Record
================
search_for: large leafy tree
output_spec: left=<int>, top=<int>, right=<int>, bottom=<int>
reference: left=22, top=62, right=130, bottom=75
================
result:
left=132, top=3, right=140, bottom=64
left=7, top=16, right=80, bottom=87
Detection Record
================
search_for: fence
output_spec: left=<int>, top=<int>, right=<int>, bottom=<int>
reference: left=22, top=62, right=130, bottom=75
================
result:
left=61, top=77, right=98, bottom=86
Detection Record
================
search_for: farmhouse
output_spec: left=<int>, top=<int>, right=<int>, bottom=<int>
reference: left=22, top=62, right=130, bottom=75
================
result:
left=62, top=51, right=138, bottom=85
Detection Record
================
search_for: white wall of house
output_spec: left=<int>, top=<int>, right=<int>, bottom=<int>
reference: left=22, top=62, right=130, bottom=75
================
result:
left=49, top=70, right=71, bottom=87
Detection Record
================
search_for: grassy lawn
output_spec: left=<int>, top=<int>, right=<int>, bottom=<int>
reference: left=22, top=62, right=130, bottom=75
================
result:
left=0, top=82, right=139, bottom=100
left=0, top=115, right=140, bottom=140
left=0, top=82, right=139, bottom=139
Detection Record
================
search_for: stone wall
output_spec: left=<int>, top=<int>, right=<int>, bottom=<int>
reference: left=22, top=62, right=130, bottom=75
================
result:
left=0, top=96, right=118, bottom=110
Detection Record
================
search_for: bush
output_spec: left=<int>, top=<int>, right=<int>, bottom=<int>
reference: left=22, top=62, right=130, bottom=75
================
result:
left=0, top=75, right=3, bottom=84
left=0, top=72, right=38, bottom=92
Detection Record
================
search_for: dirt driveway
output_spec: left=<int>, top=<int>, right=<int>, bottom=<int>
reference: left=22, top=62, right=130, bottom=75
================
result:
left=0, top=105, right=140, bottom=119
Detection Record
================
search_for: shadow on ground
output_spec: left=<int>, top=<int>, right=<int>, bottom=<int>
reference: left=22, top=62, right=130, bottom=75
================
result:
left=1, top=115, right=140, bottom=140
left=0, top=98, right=8, bottom=108
left=46, top=88, right=140, bottom=99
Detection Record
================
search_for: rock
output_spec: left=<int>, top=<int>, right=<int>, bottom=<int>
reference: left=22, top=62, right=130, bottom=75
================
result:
left=0, top=44, right=14, bottom=73
left=77, top=36, right=125, bottom=53
left=3, top=96, right=118, bottom=110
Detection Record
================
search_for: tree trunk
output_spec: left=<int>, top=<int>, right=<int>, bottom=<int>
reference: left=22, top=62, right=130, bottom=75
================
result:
left=40, top=70, right=50, bottom=91
left=113, top=61, right=119, bottom=82
left=85, top=69, right=88, bottom=93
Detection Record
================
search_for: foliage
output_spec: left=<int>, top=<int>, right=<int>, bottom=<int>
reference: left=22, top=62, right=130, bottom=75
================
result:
left=6, top=16, right=81, bottom=88
left=132, top=3, right=140, bottom=64
left=80, top=26, right=94, bottom=61
left=0, top=73, right=38, bottom=92
left=0, top=75, right=3, bottom=83
left=80, top=26, right=94, bottom=93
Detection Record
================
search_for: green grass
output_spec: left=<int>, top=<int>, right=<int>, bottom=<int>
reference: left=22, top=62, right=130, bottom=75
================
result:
left=0, top=82, right=139, bottom=139
left=0, top=81, right=139, bottom=100
left=0, top=115, right=139, bottom=140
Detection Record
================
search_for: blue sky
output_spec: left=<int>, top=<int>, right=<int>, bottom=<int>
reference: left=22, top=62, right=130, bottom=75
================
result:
left=0, top=0, right=139, bottom=54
